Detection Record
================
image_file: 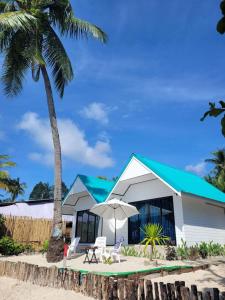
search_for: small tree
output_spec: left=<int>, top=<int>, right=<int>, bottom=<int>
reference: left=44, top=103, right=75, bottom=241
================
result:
left=141, top=223, right=169, bottom=260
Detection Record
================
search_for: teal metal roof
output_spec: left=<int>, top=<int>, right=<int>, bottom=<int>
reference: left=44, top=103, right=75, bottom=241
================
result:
left=134, top=153, right=225, bottom=204
left=78, top=175, right=115, bottom=203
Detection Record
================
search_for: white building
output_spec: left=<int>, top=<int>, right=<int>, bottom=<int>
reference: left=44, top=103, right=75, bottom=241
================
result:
left=62, top=153, right=225, bottom=246
left=0, top=199, right=72, bottom=222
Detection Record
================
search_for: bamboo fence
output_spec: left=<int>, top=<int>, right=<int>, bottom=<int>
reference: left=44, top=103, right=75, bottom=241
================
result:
left=3, top=216, right=67, bottom=250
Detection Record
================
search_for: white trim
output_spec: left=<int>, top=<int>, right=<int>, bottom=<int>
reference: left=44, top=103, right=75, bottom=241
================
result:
left=106, top=156, right=181, bottom=201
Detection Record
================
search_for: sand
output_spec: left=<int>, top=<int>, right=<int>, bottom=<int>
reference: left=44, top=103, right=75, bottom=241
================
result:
left=0, top=276, right=92, bottom=300
left=0, top=253, right=191, bottom=273
left=148, top=263, right=225, bottom=292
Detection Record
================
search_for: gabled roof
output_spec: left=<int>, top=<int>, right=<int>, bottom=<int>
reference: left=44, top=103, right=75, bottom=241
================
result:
left=77, top=175, right=114, bottom=203
left=134, top=153, right=225, bottom=204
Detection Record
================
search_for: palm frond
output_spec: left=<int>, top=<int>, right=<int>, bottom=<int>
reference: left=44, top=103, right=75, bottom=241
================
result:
left=0, top=11, right=36, bottom=31
left=43, top=24, right=73, bottom=97
left=62, top=17, right=107, bottom=43
left=1, top=30, right=32, bottom=96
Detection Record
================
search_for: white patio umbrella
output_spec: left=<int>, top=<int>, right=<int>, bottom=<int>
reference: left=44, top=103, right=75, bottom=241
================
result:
left=90, top=198, right=139, bottom=244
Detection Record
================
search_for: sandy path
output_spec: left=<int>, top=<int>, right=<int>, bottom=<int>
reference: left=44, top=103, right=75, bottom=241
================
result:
left=0, top=276, right=92, bottom=300
left=149, top=264, right=225, bottom=291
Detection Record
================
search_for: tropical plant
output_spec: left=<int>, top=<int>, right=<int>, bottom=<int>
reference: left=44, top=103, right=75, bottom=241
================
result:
left=201, top=101, right=225, bottom=137
left=40, top=240, right=49, bottom=255
left=0, top=236, right=25, bottom=256
left=204, top=149, right=225, bottom=192
left=3, top=177, right=26, bottom=201
left=198, top=242, right=208, bottom=259
left=176, top=239, right=189, bottom=260
left=121, top=246, right=142, bottom=257
left=141, top=223, right=169, bottom=260
left=165, top=245, right=178, bottom=261
left=29, top=181, right=68, bottom=200
left=0, top=0, right=107, bottom=262
left=0, top=155, right=16, bottom=191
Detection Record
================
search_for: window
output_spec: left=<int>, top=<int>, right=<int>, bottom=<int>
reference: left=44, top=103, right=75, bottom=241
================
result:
left=76, top=210, right=99, bottom=243
left=128, top=196, right=176, bottom=245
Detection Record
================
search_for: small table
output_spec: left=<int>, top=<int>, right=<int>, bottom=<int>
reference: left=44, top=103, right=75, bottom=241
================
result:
left=82, top=246, right=98, bottom=264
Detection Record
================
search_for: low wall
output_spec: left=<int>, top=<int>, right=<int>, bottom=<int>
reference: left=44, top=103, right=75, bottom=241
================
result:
left=0, top=260, right=215, bottom=300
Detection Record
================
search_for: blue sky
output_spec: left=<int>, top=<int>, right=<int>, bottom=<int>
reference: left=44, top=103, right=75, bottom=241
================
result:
left=1, top=0, right=225, bottom=199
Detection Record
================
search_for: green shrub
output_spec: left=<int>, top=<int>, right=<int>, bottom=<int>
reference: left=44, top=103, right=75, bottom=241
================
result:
left=40, top=240, right=49, bottom=254
left=189, top=246, right=199, bottom=260
left=177, top=239, right=189, bottom=260
left=165, top=245, right=178, bottom=261
left=198, top=242, right=208, bottom=259
left=23, top=244, right=35, bottom=253
left=0, top=236, right=25, bottom=256
left=121, top=246, right=141, bottom=257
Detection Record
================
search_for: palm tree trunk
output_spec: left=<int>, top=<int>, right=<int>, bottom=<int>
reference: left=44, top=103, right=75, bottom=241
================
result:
left=41, top=66, right=64, bottom=262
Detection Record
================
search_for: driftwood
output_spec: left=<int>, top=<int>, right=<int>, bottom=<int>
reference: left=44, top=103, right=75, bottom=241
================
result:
left=0, top=260, right=223, bottom=300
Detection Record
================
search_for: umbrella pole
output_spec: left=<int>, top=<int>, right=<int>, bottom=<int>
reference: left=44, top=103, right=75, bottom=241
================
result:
left=101, top=217, right=103, bottom=236
left=114, top=217, right=117, bottom=244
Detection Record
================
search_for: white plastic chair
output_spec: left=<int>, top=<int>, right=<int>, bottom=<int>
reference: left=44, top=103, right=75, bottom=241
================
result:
left=88, top=236, right=106, bottom=262
left=67, top=237, right=80, bottom=258
left=109, top=241, right=123, bottom=263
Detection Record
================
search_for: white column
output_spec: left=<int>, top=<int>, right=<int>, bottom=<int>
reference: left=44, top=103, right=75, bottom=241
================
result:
left=71, top=210, right=77, bottom=239
left=173, top=193, right=185, bottom=245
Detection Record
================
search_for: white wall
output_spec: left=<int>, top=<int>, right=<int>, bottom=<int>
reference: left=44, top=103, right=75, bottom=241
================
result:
left=182, top=195, right=225, bottom=245
left=102, top=178, right=177, bottom=245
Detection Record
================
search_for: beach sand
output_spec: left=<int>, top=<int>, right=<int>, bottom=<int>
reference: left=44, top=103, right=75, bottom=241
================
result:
left=0, top=276, right=92, bottom=300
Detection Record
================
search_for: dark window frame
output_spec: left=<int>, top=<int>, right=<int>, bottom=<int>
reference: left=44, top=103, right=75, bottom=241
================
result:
left=75, top=210, right=99, bottom=243
left=128, top=196, right=176, bottom=245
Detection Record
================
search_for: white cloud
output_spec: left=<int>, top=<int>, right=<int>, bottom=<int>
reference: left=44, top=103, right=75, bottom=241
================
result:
left=185, top=162, right=206, bottom=176
left=80, top=102, right=117, bottom=125
left=18, top=112, right=114, bottom=168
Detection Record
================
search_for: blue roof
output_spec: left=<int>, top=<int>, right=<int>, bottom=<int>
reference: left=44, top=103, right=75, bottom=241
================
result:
left=134, top=153, right=225, bottom=204
left=78, top=175, right=115, bottom=203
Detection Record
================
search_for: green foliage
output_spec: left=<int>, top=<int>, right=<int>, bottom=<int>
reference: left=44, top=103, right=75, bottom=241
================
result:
left=0, top=155, right=16, bottom=192
left=188, top=246, right=199, bottom=261
left=204, top=149, right=225, bottom=192
left=121, top=246, right=142, bottom=257
left=103, top=257, right=113, bottom=265
left=217, top=1, right=225, bottom=34
left=0, top=0, right=107, bottom=98
left=3, top=177, right=26, bottom=201
left=141, top=223, right=169, bottom=259
left=201, top=101, right=225, bottom=137
left=0, top=236, right=25, bottom=255
left=29, top=181, right=68, bottom=200
left=165, top=245, right=178, bottom=261
left=198, top=242, right=208, bottom=259
left=40, top=240, right=49, bottom=254
left=177, top=239, right=189, bottom=260
left=0, top=214, right=6, bottom=237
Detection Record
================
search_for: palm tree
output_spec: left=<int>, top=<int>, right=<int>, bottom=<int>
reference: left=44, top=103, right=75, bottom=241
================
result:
left=141, top=223, right=169, bottom=260
left=4, top=177, right=26, bottom=201
left=0, top=1, right=107, bottom=262
left=205, top=149, right=225, bottom=175
left=0, top=155, right=16, bottom=191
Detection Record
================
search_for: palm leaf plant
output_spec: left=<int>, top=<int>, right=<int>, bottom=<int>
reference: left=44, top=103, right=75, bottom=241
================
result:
left=0, top=0, right=107, bottom=262
left=141, top=223, right=169, bottom=260
left=0, top=155, right=16, bottom=191
left=3, top=177, right=26, bottom=201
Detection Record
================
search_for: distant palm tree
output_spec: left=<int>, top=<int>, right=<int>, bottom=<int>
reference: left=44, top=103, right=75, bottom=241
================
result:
left=0, top=1, right=107, bottom=262
left=205, top=149, right=225, bottom=175
left=0, top=155, right=15, bottom=191
left=205, top=149, right=225, bottom=192
left=4, top=177, right=26, bottom=201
